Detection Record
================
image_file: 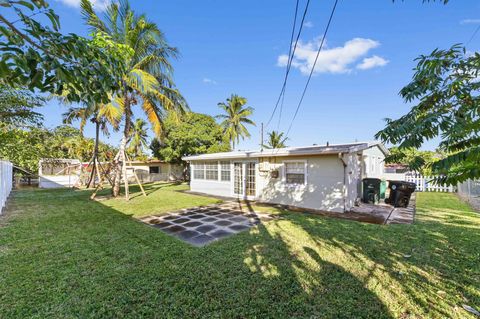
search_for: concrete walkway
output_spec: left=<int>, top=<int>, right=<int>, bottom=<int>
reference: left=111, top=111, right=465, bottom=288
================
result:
left=350, top=193, right=416, bottom=225
left=385, top=193, right=416, bottom=225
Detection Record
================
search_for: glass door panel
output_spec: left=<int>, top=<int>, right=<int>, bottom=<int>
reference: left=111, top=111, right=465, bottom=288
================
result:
left=233, top=162, right=243, bottom=196
left=246, top=162, right=256, bottom=197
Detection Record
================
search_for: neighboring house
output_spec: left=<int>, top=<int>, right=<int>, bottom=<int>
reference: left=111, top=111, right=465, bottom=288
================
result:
left=39, top=158, right=184, bottom=188
left=39, top=159, right=82, bottom=188
left=384, top=163, right=409, bottom=181
left=182, top=142, right=388, bottom=213
left=127, top=160, right=184, bottom=183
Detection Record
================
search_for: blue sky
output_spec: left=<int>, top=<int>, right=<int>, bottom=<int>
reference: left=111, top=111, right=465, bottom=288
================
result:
left=35, top=0, right=480, bottom=151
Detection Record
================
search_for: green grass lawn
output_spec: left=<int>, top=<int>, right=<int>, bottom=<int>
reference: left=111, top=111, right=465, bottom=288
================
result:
left=98, top=183, right=222, bottom=217
left=0, top=185, right=479, bottom=318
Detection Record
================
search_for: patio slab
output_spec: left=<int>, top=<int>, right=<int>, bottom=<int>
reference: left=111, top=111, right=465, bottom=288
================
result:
left=140, top=202, right=276, bottom=247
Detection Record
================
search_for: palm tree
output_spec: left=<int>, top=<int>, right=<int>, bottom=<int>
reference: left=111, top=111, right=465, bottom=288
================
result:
left=127, top=118, right=148, bottom=159
left=263, top=130, right=288, bottom=149
left=217, top=94, right=255, bottom=150
left=62, top=102, right=121, bottom=187
left=81, top=0, right=187, bottom=197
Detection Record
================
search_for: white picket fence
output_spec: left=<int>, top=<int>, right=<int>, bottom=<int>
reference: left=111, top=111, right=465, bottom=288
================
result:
left=404, top=173, right=455, bottom=192
left=0, top=160, right=13, bottom=214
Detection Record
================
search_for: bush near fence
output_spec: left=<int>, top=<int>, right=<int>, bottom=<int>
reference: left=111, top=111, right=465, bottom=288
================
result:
left=1, top=160, right=13, bottom=214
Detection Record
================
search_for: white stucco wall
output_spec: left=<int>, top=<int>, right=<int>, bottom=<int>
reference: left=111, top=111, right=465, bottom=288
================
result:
left=361, top=145, right=386, bottom=179
left=342, top=153, right=362, bottom=210
left=39, top=175, right=80, bottom=188
left=129, top=163, right=184, bottom=182
left=188, top=146, right=385, bottom=213
left=190, top=179, right=232, bottom=197
left=257, top=155, right=346, bottom=213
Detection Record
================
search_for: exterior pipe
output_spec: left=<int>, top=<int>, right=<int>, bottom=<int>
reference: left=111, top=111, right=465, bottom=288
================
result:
left=339, top=153, right=347, bottom=213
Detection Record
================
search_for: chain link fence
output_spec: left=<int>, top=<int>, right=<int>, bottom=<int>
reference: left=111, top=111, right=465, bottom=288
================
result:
left=457, top=179, right=480, bottom=211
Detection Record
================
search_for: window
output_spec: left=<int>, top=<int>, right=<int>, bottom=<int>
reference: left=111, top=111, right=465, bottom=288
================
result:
left=285, top=162, right=306, bottom=185
left=193, top=162, right=205, bottom=180
left=149, top=166, right=160, bottom=174
left=220, top=161, right=230, bottom=181
left=205, top=162, right=218, bottom=180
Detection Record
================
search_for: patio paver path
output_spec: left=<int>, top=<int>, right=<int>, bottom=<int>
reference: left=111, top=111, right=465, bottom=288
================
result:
left=140, top=201, right=276, bottom=246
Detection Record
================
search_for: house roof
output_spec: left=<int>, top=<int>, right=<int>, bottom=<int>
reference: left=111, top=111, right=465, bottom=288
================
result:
left=182, top=141, right=389, bottom=161
left=128, top=159, right=166, bottom=164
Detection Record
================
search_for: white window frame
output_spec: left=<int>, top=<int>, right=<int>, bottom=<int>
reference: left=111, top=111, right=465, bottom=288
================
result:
left=193, top=162, right=205, bottom=180
left=205, top=161, right=219, bottom=181
left=283, top=160, right=308, bottom=186
left=220, top=160, right=231, bottom=182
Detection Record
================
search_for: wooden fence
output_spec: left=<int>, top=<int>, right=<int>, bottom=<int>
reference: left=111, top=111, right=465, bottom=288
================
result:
left=0, top=160, right=13, bottom=214
left=404, top=173, right=456, bottom=192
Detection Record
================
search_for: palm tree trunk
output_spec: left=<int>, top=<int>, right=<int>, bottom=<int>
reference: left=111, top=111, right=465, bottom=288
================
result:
left=87, top=120, right=100, bottom=188
left=112, top=93, right=132, bottom=197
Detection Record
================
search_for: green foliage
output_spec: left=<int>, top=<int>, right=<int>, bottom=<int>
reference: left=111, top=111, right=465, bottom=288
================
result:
left=216, top=94, right=255, bottom=149
left=127, top=118, right=149, bottom=160
left=376, top=45, right=480, bottom=185
left=81, top=0, right=187, bottom=138
left=262, top=130, right=288, bottom=149
left=0, top=125, right=116, bottom=172
left=386, top=147, right=444, bottom=175
left=150, top=112, right=230, bottom=164
left=0, top=84, right=44, bottom=126
left=0, top=0, right=124, bottom=105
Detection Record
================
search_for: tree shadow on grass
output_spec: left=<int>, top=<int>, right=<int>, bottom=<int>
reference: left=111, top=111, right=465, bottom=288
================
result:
left=283, top=201, right=480, bottom=318
left=0, top=188, right=395, bottom=318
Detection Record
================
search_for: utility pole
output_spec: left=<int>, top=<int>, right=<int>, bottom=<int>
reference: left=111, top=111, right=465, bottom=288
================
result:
left=260, top=122, right=264, bottom=151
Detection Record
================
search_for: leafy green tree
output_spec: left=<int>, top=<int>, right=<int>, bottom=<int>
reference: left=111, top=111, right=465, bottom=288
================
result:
left=386, top=147, right=444, bottom=175
left=0, top=0, right=123, bottom=105
left=127, top=119, right=149, bottom=160
left=0, top=85, right=44, bottom=127
left=81, top=0, right=187, bottom=197
left=262, top=130, right=288, bottom=149
left=62, top=100, right=121, bottom=187
left=151, top=112, right=230, bottom=165
left=0, top=125, right=116, bottom=173
left=217, top=94, right=255, bottom=149
left=376, top=45, right=479, bottom=185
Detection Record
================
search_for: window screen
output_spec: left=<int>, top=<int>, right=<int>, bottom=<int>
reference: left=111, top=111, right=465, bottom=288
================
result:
left=285, top=162, right=306, bottom=185
left=193, top=162, right=205, bottom=180
left=205, top=162, right=218, bottom=180
left=220, top=161, right=230, bottom=181
left=149, top=166, right=160, bottom=174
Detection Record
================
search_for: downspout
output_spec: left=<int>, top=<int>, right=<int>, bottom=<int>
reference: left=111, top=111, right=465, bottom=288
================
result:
left=339, top=153, right=347, bottom=213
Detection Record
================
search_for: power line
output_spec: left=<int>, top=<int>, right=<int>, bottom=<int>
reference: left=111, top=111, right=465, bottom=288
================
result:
left=285, top=0, right=339, bottom=139
left=467, top=24, right=480, bottom=45
left=265, top=0, right=310, bottom=129
left=277, top=0, right=300, bottom=131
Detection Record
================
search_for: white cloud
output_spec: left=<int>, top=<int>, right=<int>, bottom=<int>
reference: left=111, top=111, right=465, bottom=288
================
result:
left=303, top=21, right=314, bottom=28
left=202, top=78, right=217, bottom=85
left=277, top=37, right=387, bottom=75
left=356, top=55, right=389, bottom=70
left=55, top=0, right=111, bottom=11
left=460, top=19, right=480, bottom=25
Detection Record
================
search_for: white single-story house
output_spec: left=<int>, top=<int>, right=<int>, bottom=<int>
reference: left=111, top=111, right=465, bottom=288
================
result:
left=39, top=158, right=184, bottom=188
left=182, top=142, right=389, bottom=213
left=127, top=160, right=184, bottom=183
